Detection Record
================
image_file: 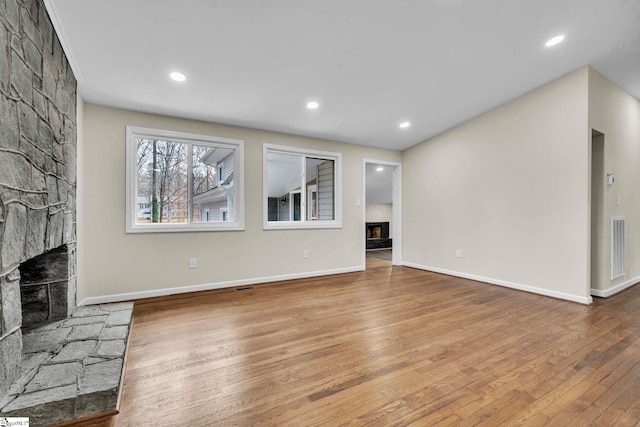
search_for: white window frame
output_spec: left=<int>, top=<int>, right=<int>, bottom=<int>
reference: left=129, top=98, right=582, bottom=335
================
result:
left=263, top=144, right=342, bottom=230
left=126, top=126, right=245, bottom=233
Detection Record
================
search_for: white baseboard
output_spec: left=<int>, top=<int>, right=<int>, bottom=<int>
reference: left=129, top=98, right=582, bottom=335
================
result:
left=78, top=266, right=364, bottom=306
left=590, top=276, right=640, bottom=298
left=402, top=262, right=593, bottom=305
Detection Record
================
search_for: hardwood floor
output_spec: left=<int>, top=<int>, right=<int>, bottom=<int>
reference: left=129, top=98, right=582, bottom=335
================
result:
left=366, top=249, right=392, bottom=260
left=72, top=259, right=640, bottom=426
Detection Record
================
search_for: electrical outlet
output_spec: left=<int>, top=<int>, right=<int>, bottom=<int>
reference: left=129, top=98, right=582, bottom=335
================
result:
left=189, top=258, right=197, bottom=269
left=456, top=249, right=462, bottom=258
left=303, top=250, right=309, bottom=258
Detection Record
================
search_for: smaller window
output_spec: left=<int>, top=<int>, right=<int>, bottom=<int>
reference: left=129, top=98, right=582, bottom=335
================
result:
left=263, top=144, right=342, bottom=229
left=126, top=126, right=244, bottom=233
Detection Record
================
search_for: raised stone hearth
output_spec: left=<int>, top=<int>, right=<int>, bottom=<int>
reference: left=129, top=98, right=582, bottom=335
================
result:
left=0, top=303, right=133, bottom=426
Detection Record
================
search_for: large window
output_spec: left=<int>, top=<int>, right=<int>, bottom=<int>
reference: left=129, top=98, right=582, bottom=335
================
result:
left=126, top=126, right=244, bottom=233
left=263, top=144, right=342, bottom=229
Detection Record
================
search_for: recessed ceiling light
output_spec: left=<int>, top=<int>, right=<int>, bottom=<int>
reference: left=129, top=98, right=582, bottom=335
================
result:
left=306, top=101, right=319, bottom=109
left=376, top=166, right=384, bottom=172
left=399, top=121, right=411, bottom=129
left=545, top=35, right=565, bottom=47
left=169, top=72, right=186, bottom=82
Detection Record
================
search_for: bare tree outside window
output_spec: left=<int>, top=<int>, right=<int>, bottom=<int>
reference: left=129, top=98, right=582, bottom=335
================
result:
left=126, top=126, right=244, bottom=233
left=192, top=145, right=217, bottom=196
left=127, top=127, right=244, bottom=232
left=136, top=139, right=188, bottom=223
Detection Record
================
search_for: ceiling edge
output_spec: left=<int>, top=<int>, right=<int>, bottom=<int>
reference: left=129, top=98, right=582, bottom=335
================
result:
left=42, top=0, right=83, bottom=83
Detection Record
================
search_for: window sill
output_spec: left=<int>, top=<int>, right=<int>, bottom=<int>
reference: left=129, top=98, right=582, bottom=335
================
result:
left=126, top=222, right=245, bottom=233
left=263, top=221, right=342, bottom=230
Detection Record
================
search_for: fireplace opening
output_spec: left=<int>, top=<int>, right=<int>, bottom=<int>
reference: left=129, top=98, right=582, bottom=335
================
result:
left=367, top=226, right=382, bottom=239
left=366, top=222, right=389, bottom=239
left=365, top=222, right=392, bottom=250
left=19, top=245, right=72, bottom=329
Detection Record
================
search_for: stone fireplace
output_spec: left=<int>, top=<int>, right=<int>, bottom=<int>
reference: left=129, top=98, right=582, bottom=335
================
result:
left=0, top=0, right=78, bottom=398
left=1, top=4, right=132, bottom=424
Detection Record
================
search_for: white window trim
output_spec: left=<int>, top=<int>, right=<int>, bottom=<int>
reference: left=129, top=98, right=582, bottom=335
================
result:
left=126, top=126, right=245, bottom=233
left=263, top=143, right=342, bottom=230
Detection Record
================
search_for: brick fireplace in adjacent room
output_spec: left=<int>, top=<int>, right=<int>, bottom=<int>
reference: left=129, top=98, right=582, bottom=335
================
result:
left=0, top=0, right=78, bottom=398
left=365, top=222, right=392, bottom=250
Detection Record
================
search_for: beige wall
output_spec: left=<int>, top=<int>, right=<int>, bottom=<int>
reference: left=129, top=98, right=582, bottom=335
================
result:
left=402, top=67, right=591, bottom=303
left=588, top=68, right=640, bottom=294
left=79, top=103, right=400, bottom=302
left=366, top=203, right=393, bottom=238
left=76, top=94, right=85, bottom=302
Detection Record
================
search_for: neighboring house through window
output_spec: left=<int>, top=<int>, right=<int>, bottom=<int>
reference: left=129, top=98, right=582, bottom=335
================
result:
left=263, top=144, right=342, bottom=229
left=126, top=126, right=244, bottom=232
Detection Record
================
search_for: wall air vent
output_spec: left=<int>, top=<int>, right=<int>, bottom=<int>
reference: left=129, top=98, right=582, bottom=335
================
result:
left=611, top=217, right=626, bottom=280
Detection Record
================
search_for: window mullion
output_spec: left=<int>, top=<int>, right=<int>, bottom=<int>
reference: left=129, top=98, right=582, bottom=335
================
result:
left=187, top=142, right=193, bottom=224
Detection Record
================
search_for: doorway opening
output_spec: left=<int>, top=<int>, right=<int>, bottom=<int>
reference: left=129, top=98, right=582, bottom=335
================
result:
left=363, top=160, right=402, bottom=268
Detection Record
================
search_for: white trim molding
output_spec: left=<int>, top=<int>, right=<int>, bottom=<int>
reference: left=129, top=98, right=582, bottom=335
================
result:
left=79, top=266, right=364, bottom=306
left=590, top=276, right=640, bottom=298
left=43, top=0, right=83, bottom=82
left=403, top=262, right=593, bottom=305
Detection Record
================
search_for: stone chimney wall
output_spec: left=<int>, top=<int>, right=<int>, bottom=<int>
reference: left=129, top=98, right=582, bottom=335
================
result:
left=0, top=0, right=77, bottom=397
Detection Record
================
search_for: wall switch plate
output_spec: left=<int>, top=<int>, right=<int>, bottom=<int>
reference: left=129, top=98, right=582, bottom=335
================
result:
left=189, top=258, right=197, bottom=269
left=456, top=250, right=462, bottom=258
left=303, top=250, right=309, bottom=258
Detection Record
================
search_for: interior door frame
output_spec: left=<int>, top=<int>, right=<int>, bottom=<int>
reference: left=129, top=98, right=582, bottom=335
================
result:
left=363, top=159, right=403, bottom=267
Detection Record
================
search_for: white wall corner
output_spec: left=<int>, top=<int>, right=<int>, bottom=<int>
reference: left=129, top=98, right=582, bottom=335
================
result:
left=590, top=277, right=640, bottom=298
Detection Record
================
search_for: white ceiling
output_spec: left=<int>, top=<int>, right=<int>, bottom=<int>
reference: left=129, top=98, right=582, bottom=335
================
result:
left=46, top=0, right=640, bottom=151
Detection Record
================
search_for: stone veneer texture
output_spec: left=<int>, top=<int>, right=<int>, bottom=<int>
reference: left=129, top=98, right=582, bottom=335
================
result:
left=0, top=0, right=77, bottom=397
